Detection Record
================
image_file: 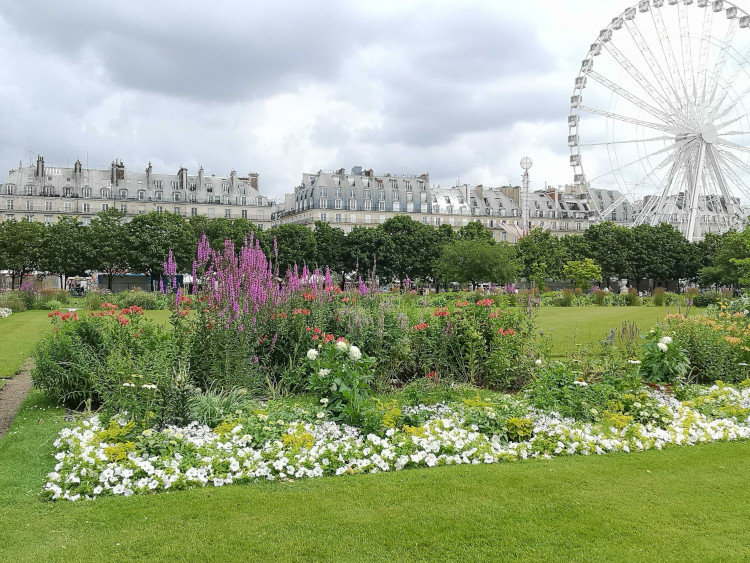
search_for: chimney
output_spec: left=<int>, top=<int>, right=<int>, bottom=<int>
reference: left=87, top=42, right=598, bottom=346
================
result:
left=248, top=172, right=259, bottom=190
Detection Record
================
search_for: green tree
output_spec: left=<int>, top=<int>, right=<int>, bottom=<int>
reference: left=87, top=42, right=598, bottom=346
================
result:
left=583, top=222, right=633, bottom=286
left=430, top=223, right=457, bottom=291
left=264, top=224, right=316, bottom=277
left=127, top=212, right=196, bottom=290
left=0, top=219, right=46, bottom=288
left=628, top=224, right=691, bottom=289
left=457, top=220, right=494, bottom=243
left=516, top=228, right=565, bottom=290
left=344, top=226, right=396, bottom=283
left=562, top=258, right=602, bottom=291
left=436, top=239, right=518, bottom=290
left=40, top=216, right=90, bottom=288
left=378, top=215, right=436, bottom=288
left=313, top=221, right=347, bottom=283
left=89, top=209, right=131, bottom=291
left=698, top=229, right=746, bottom=287
left=559, top=234, right=591, bottom=262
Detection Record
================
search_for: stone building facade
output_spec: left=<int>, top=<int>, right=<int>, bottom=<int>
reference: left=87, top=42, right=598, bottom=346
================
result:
left=0, top=156, right=275, bottom=227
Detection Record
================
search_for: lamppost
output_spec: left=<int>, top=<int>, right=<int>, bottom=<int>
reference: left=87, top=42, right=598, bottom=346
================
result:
left=520, top=157, right=532, bottom=235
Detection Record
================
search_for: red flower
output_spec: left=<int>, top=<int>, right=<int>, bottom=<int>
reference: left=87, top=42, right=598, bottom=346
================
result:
left=433, top=307, right=449, bottom=317
left=312, top=334, right=319, bottom=340
left=117, top=315, right=130, bottom=326
left=477, top=299, right=494, bottom=307
left=427, top=371, right=436, bottom=379
left=413, top=321, right=429, bottom=331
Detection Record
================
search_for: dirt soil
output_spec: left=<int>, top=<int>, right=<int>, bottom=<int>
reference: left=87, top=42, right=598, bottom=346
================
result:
left=0, top=369, right=32, bottom=439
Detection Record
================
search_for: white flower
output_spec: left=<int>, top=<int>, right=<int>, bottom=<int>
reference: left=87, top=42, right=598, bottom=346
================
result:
left=659, top=336, right=673, bottom=345
left=306, top=349, right=319, bottom=361
left=122, top=382, right=135, bottom=388
left=320, top=398, right=329, bottom=406
left=535, top=359, right=543, bottom=366
left=142, top=383, right=158, bottom=390
left=349, top=345, right=362, bottom=361
left=657, top=342, right=668, bottom=352
left=336, top=340, right=348, bottom=352
left=573, top=380, right=588, bottom=387
left=318, top=368, right=331, bottom=377
left=316, top=412, right=325, bottom=419
left=628, top=359, right=642, bottom=365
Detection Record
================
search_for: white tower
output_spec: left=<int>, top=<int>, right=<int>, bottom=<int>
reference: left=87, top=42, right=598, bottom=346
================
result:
left=520, top=156, right=533, bottom=235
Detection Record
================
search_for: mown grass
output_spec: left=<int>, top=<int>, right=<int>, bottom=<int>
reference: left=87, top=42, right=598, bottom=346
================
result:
left=0, top=311, right=56, bottom=377
left=1, top=391, right=749, bottom=561
left=537, top=306, right=704, bottom=357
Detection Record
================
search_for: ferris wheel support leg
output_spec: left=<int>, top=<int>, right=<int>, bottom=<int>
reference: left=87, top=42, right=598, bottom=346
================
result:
left=686, top=142, right=707, bottom=243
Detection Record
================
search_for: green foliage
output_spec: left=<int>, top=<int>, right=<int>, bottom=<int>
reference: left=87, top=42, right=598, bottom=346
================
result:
left=264, top=223, right=317, bottom=276
left=188, top=388, right=253, bottom=428
left=89, top=209, right=130, bottom=291
left=639, top=331, right=689, bottom=384
left=563, top=258, right=602, bottom=291
left=0, top=218, right=46, bottom=287
left=436, top=239, right=518, bottom=289
left=517, top=228, right=565, bottom=289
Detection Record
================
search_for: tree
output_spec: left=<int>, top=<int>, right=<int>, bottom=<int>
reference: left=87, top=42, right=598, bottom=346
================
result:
left=628, top=223, right=692, bottom=289
left=457, top=220, right=494, bottom=243
left=89, top=208, right=131, bottom=291
left=582, top=222, right=633, bottom=286
left=127, top=212, right=196, bottom=290
left=0, top=219, right=46, bottom=288
left=697, top=229, right=746, bottom=287
left=559, top=234, right=591, bottom=262
left=343, top=226, right=396, bottom=282
left=436, top=239, right=518, bottom=290
left=429, top=223, right=457, bottom=291
left=313, top=221, right=347, bottom=284
left=516, top=228, right=565, bottom=290
left=562, top=258, right=602, bottom=291
left=263, top=224, right=316, bottom=277
left=40, top=216, right=90, bottom=288
left=377, top=215, right=436, bottom=288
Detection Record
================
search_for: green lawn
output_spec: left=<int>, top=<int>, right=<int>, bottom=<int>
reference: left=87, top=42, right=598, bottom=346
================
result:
left=0, top=311, right=55, bottom=377
left=537, top=306, right=703, bottom=357
left=0, top=391, right=749, bottom=561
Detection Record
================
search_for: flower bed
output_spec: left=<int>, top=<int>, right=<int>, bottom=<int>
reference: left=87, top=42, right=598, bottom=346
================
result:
left=45, top=383, right=750, bottom=501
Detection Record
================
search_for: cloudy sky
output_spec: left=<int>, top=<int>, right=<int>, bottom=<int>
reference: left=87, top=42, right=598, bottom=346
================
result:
left=0, top=0, right=647, bottom=201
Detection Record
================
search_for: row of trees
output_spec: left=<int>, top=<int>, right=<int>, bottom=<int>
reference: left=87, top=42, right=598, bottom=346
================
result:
left=0, top=210, right=748, bottom=291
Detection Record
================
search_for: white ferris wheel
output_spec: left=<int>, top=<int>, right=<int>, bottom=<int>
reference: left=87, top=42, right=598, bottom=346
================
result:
left=569, top=0, right=750, bottom=241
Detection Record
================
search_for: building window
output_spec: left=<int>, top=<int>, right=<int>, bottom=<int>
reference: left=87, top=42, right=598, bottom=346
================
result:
left=156, top=206, right=163, bottom=213
left=154, top=180, right=163, bottom=189
left=319, top=212, right=327, bottom=222
left=435, top=217, right=441, bottom=226
left=174, top=206, right=180, bottom=214
left=81, top=187, right=91, bottom=198
left=241, top=209, right=248, bottom=219
left=63, top=186, right=73, bottom=197
left=349, top=199, right=357, bottom=210
left=120, top=205, right=127, bottom=213
left=379, top=190, right=385, bottom=200
left=101, top=203, right=109, bottom=211
left=224, top=209, right=231, bottom=218
left=392, top=202, right=400, bottom=212
left=392, top=190, right=399, bottom=201
left=118, top=189, right=128, bottom=200
left=155, top=191, right=162, bottom=201
left=82, top=217, right=90, bottom=226
left=63, top=202, right=71, bottom=212
left=364, top=189, right=371, bottom=199
left=138, top=190, right=145, bottom=200
left=173, top=192, right=181, bottom=202
left=320, top=198, right=328, bottom=208
left=335, top=199, right=342, bottom=209
left=25, top=185, right=33, bottom=196
left=190, top=208, right=198, bottom=217
left=5, top=184, right=15, bottom=195
left=25, top=200, right=33, bottom=211
left=364, top=200, right=371, bottom=211
left=379, top=201, right=386, bottom=211
left=100, top=188, right=111, bottom=199
left=576, top=222, right=582, bottom=231
left=83, top=203, right=90, bottom=213
left=334, top=213, right=342, bottom=223
left=44, top=201, right=52, bottom=211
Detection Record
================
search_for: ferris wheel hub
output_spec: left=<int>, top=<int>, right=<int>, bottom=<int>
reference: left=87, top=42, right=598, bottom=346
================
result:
left=699, top=123, right=719, bottom=144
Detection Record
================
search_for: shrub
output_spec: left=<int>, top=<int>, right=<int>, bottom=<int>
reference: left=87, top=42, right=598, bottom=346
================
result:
left=693, top=291, right=723, bottom=308
left=639, top=331, right=689, bottom=384
left=112, top=290, right=162, bottom=310
left=558, top=289, right=574, bottom=307
left=624, top=288, right=639, bottom=306
left=85, top=292, right=103, bottom=310
left=0, top=292, right=26, bottom=312
left=652, top=288, right=666, bottom=306
left=593, top=290, right=607, bottom=306
left=43, top=299, right=64, bottom=311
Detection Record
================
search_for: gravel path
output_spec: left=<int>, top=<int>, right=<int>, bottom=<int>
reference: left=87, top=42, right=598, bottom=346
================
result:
left=0, top=369, right=32, bottom=439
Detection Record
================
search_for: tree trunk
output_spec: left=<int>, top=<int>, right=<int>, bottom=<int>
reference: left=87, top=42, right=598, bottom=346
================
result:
left=107, top=270, right=113, bottom=291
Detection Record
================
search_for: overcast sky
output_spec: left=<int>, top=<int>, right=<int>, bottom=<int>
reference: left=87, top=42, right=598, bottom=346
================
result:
left=0, top=0, right=648, bottom=201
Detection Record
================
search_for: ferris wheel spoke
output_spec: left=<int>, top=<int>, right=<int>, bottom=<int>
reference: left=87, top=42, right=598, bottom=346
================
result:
left=715, top=145, right=750, bottom=175
left=706, top=146, right=738, bottom=216
left=578, top=105, right=680, bottom=134
left=695, top=6, right=714, bottom=109
left=578, top=135, right=673, bottom=147
left=707, top=43, right=750, bottom=120
left=678, top=2, right=696, bottom=105
left=715, top=151, right=750, bottom=203
left=587, top=70, right=676, bottom=124
left=650, top=5, right=688, bottom=109
left=603, top=42, right=673, bottom=113
left=714, top=138, right=750, bottom=155
left=715, top=110, right=750, bottom=132
left=721, top=131, right=750, bottom=137
left=704, top=19, right=739, bottom=113
left=624, top=19, right=684, bottom=115
left=589, top=139, right=687, bottom=182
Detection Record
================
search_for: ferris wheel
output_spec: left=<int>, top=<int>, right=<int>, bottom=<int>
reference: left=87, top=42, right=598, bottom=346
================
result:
left=569, top=0, right=750, bottom=241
